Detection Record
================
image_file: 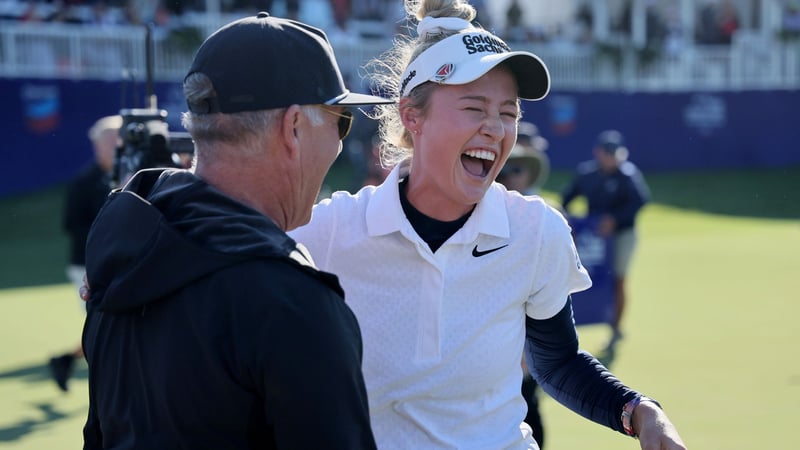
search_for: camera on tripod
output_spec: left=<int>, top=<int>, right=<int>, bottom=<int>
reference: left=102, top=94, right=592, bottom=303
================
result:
left=112, top=108, right=194, bottom=187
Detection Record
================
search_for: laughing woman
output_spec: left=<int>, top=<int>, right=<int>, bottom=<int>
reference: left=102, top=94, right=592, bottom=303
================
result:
left=290, top=0, right=687, bottom=449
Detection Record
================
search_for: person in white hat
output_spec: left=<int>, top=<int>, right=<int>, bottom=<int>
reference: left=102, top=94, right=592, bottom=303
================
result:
left=290, top=1, right=686, bottom=449
left=496, top=121, right=550, bottom=195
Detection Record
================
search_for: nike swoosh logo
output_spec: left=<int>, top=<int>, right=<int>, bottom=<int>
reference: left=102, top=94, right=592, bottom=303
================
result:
left=472, top=244, right=509, bottom=257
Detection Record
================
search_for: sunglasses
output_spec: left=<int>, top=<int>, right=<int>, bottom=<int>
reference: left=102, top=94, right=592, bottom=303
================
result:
left=319, top=107, right=354, bottom=140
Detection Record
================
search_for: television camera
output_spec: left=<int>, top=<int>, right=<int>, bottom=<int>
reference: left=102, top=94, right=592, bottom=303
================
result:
left=111, top=24, right=195, bottom=187
left=112, top=107, right=194, bottom=187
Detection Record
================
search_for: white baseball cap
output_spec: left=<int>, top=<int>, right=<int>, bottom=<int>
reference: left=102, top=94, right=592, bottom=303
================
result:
left=399, top=30, right=550, bottom=101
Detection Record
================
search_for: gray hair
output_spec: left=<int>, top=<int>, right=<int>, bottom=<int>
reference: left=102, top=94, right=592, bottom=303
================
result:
left=88, top=115, right=122, bottom=142
left=181, top=72, right=324, bottom=159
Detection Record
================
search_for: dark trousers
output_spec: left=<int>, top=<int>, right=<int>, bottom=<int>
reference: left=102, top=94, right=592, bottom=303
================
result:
left=522, top=374, right=544, bottom=449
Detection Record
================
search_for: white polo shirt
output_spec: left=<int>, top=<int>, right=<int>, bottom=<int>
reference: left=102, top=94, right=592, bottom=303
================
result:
left=290, top=161, right=591, bottom=450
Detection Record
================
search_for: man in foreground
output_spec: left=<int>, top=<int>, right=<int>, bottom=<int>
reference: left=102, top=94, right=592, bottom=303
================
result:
left=81, top=12, right=391, bottom=449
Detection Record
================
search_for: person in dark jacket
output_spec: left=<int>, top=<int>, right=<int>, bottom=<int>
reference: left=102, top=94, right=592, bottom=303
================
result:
left=81, top=12, right=392, bottom=449
left=561, top=130, right=651, bottom=354
left=48, top=114, right=120, bottom=392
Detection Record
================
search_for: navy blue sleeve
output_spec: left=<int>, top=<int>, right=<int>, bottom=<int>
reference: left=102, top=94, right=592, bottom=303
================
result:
left=524, top=297, right=640, bottom=434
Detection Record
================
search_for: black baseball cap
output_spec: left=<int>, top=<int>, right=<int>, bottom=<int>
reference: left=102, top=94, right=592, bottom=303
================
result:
left=185, top=12, right=393, bottom=114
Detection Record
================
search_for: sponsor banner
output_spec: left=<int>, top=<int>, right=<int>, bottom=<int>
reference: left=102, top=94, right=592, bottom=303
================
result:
left=2, top=78, right=799, bottom=196
left=0, top=78, right=183, bottom=197
left=523, top=90, right=800, bottom=171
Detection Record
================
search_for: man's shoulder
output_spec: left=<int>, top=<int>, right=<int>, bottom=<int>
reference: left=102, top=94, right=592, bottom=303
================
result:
left=575, top=160, right=599, bottom=176
left=216, top=256, right=345, bottom=301
left=619, top=161, right=641, bottom=177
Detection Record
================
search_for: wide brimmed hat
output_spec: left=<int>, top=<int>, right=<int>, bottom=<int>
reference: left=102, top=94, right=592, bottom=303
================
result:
left=503, top=142, right=550, bottom=188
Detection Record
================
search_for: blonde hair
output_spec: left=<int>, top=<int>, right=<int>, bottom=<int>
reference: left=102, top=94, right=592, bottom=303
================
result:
left=366, top=0, right=477, bottom=168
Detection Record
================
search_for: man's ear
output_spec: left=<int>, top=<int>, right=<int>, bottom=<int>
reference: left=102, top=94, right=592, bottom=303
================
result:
left=281, top=104, right=303, bottom=159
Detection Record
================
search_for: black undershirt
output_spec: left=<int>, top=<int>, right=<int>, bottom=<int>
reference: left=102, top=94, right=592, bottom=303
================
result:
left=398, top=177, right=472, bottom=252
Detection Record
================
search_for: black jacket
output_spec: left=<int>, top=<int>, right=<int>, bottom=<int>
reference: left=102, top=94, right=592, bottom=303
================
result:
left=82, top=168, right=376, bottom=449
left=561, top=160, right=650, bottom=232
left=63, top=162, right=111, bottom=266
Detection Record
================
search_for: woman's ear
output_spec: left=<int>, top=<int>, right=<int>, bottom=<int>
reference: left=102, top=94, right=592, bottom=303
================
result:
left=399, top=97, right=420, bottom=132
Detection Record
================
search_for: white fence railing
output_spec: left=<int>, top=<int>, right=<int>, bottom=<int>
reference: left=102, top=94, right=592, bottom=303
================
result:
left=2, top=22, right=799, bottom=92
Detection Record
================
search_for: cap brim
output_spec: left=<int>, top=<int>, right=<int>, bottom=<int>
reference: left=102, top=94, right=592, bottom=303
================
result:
left=503, top=53, right=551, bottom=101
left=445, top=51, right=550, bottom=101
left=328, top=90, right=395, bottom=106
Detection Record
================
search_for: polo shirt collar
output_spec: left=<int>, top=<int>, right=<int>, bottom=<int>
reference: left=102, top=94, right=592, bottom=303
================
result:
left=366, top=160, right=510, bottom=241
left=464, top=183, right=510, bottom=240
left=366, top=160, right=409, bottom=237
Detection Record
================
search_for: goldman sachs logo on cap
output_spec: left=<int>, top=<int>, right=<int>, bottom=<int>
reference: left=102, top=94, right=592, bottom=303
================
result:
left=400, top=70, right=416, bottom=98
left=462, top=33, right=511, bottom=55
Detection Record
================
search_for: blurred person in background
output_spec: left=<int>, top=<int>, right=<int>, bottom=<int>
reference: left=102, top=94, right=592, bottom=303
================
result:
left=496, top=121, right=549, bottom=195
left=561, top=130, right=650, bottom=355
left=360, top=133, right=393, bottom=187
left=48, top=114, right=120, bottom=392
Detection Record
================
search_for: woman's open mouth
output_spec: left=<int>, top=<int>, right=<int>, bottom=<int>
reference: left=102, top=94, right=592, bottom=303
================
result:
left=461, top=149, right=496, bottom=178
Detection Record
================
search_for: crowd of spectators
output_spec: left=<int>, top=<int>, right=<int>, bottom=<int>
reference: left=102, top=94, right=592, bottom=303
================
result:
left=0, top=0, right=402, bottom=30
left=696, top=0, right=740, bottom=45
left=2, top=0, right=799, bottom=55
left=1, top=0, right=173, bottom=27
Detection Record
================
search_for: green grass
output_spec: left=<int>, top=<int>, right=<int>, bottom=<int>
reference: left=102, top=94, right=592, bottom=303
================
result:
left=0, top=185, right=70, bottom=288
left=540, top=207, right=800, bottom=449
left=1, top=166, right=798, bottom=448
left=0, top=284, right=88, bottom=448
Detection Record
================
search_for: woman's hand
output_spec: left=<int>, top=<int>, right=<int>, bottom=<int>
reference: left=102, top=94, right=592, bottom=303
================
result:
left=633, top=400, right=687, bottom=450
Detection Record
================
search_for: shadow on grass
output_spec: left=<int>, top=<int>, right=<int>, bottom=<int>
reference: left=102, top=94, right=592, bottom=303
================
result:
left=0, top=403, right=84, bottom=442
left=0, top=361, right=88, bottom=442
left=0, top=361, right=87, bottom=390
